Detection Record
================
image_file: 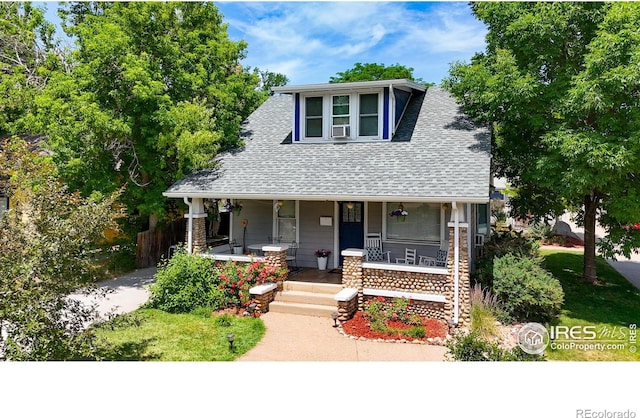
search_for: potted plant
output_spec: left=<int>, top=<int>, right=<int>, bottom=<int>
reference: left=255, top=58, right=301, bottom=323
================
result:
left=314, top=249, right=331, bottom=270
left=389, top=204, right=409, bottom=222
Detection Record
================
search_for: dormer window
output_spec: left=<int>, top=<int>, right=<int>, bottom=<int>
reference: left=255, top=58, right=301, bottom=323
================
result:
left=359, top=93, right=379, bottom=137
left=274, top=79, right=427, bottom=143
left=332, top=95, right=350, bottom=127
left=305, top=96, right=323, bottom=138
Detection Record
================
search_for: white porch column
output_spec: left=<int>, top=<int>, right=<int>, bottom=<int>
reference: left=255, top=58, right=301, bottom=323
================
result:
left=184, top=197, right=208, bottom=254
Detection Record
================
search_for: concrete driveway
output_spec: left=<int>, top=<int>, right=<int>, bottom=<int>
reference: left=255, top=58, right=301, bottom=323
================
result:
left=68, top=267, right=157, bottom=324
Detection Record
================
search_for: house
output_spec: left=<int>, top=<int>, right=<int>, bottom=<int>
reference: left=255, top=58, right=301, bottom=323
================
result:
left=163, top=79, right=491, bottom=326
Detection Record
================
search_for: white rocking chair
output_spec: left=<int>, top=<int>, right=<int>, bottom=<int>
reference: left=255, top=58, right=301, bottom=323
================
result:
left=395, top=248, right=417, bottom=265
left=364, top=232, right=391, bottom=263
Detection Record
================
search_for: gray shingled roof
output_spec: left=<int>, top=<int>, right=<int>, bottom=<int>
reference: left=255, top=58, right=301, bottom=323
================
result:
left=164, top=86, right=491, bottom=202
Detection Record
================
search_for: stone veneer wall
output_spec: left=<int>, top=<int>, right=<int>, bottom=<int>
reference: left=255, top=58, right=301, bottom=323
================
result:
left=192, top=217, right=207, bottom=254
left=361, top=269, right=450, bottom=320
left=252, top=288, right=277, bottom=313
left=362, top=295, right=446, bottom=320
left=341, top=224, right=471, bottom=327
left=263, top=248, right=288, bottom=291
left=341, top=253, right=365, bottom=310
left=446, top=225, right=471, bottom=327
left=336, top=297, right=358, bottom=322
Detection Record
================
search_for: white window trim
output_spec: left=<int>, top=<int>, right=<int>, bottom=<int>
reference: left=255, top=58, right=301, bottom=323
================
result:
left=331, top=94, right=350, bottom=128
left=357, top=92, right=383, bottom=139
left=272, top=200, right=299, bottom=243
left=303, top=96, right=324, bottom=139
left=299, top=88, right=385, bottom=142
left=382, top=202, right=444, bottom=246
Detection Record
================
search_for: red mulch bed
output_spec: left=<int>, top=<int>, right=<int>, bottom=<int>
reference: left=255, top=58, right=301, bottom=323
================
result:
left=542, top=235, right=584, bottom=248
left=341, top=311, right=448, bottom=342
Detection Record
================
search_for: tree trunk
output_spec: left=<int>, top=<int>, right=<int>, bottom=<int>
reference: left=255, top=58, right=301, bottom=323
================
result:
left=583, top=193, right=598, bottom=284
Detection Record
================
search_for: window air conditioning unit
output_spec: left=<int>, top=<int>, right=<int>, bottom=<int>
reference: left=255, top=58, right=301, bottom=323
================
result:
left=331, top=125, right=350, bottom=139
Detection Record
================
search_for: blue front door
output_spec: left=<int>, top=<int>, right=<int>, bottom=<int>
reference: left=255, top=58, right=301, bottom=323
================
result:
left=339, top=202, right=364, bottom=265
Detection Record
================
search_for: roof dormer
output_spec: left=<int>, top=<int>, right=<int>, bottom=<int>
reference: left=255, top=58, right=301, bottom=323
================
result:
left=272, top=79, right=426, bottom=143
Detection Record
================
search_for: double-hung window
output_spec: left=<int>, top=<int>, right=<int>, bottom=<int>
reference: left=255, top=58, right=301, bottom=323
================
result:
left=332, top=95, right=350, bottom=127
left=276, top=200, right=297, bottom=243
left=359, top=93, right=379, bottom=137
left=305, top=97, right=323, bottom=138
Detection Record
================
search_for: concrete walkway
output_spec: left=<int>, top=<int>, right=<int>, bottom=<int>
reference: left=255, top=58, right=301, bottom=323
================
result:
left=238, top=311, right=447, bottom=361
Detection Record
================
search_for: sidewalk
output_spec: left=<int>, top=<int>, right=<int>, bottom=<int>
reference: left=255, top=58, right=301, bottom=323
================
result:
left=558, top=213, right=640, bottom=290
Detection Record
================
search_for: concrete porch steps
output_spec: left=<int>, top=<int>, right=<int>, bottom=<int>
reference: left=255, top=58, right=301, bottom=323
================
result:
left=269, top=281, right=342, bottom=317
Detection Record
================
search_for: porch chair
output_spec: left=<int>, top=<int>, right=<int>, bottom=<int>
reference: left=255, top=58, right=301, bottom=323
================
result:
left=395, top=248, right=417, bottom=265
left=419, top=248, right=448, bottom=267
left=364, top=232, right=391, bottom=263
left=286, top=241, right=299, bottom=270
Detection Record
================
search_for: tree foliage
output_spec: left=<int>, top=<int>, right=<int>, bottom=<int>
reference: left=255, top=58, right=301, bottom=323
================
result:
left=0, top=2, right=65, bottom=136
left=329, top=62, right=431, bottom=85
left=444, top=2, right=640, bottom=282
left=0, top=137, right=124, bottom=360
left=22, top=2, right=282, bottom=226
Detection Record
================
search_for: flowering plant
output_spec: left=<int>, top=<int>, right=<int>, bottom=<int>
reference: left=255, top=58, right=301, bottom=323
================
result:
left=389, top=209, right=408, bottom=217
left=389, top=203, right=408, bottom=218
left=315, top=249, right=331, bottom=258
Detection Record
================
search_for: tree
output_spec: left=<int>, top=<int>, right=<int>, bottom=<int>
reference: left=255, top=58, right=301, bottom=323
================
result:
left=0, top=2, right=64, bottom=136
left=329, top=62, right=431, bottom=85
left=444, top=2, right=640, bottom=283
left=0, top=137, right=124, bottom=360
left=257, top=69, right=289, bottom=95
left=26, top=2, right=273, bottom=231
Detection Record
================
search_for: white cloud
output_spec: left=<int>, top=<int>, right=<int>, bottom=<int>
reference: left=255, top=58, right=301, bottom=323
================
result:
left=217, top=1, right=487, bottom=84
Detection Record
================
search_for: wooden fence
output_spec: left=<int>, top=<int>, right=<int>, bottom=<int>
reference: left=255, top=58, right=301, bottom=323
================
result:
left=136, top=218, right=186, bottom=268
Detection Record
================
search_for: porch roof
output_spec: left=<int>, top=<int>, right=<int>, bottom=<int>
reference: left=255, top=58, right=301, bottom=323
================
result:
left=164, top=86, right=491, bottom=203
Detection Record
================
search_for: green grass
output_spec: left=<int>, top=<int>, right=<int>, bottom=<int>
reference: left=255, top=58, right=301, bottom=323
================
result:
left=94, top=309, right=266, bottom=361
left=541, top=248, right=640, bottom=361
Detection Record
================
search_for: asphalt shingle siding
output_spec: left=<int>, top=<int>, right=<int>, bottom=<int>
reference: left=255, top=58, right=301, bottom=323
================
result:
left=165, top=86, right=491, bottom=201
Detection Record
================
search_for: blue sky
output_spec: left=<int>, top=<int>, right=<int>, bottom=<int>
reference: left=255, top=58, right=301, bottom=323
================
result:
left=40, top=1, right=487, bottom=85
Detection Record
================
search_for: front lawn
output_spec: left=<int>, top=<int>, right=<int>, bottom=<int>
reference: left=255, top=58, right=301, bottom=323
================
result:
left=95, top=309, right=265, bottom=361
left=541, top=248, right=640, bottom=361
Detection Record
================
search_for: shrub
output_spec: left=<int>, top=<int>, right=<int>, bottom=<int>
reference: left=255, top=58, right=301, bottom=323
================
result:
left=469, top=284, right=501, bottom=340
left=492, top=254, right=564, bottom=323
left=147, top=248, right=224, bottom=313
left=474, top=228, right=540, bottom=289
left=148, top=250, right=287, bottom=314
left=214, top=260, right=287, bottom=307
left=445, top=331, right=545, bottom=361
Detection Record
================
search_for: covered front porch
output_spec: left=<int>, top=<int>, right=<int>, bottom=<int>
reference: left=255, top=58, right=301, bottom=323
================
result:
left=178, top=197, right=487, bottom=273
